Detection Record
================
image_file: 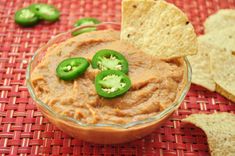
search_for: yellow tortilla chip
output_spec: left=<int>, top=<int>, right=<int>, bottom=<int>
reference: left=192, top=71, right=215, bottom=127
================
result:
left=121, top=0, right=197, bottom=59
left=187, top=37, right=216, bottom=91
left=182, top=113, right=235, bottom=156
left=210, top=49, right=235, bottom=102
left=216, top=84, right=235, bottom=103
left=200, top=26, right=235, bottom=52
left=204, top=9, right=235, bottom=33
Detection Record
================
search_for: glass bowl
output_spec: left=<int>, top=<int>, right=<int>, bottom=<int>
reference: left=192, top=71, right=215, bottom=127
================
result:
left=26, top=22, right=192, bottom=144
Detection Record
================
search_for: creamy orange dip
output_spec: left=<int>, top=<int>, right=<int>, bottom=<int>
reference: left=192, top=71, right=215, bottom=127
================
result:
left=31, top=30, right=185, bottom=124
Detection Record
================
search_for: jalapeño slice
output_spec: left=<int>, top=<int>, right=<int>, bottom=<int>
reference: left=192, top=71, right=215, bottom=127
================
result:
left=95, top=70, right=131, bottom=98
left=72, top=27, right=96, bottom=36
left=91, top=49, right=129, bottom=74
left=72, top=17, right=101, bottom=36
left=15, top=8, right=39, bottom=26
left=29, top=3, right=60, bottom=22
left=56, top=57, right=89, bottom=81
left=73, top=17, right=101, bottom=27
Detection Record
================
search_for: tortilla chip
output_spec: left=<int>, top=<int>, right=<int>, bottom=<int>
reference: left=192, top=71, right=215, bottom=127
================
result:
left=200, top=26, right=235, bottom=52
left=210, top=49, right=235, bottom=102
left=182, top=113, right=235, bottom=156
left=216, top=84, right=235, bottom=103
left=204, top=9, right=235, bottom=33
left=187, top=37, right=216, bottom=91
left=121, top=0, right=197, bottom=59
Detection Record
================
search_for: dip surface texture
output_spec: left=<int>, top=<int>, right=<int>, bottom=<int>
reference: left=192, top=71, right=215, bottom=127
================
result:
left=31, top=30, right=185, bottom=124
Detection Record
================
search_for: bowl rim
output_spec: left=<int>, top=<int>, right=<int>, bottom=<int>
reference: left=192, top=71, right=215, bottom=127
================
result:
left=26, top=22, right=192, bottom=129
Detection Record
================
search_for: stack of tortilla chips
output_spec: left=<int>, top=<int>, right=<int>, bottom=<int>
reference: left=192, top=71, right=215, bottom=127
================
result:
left=188, top=9, right=235, bottom=102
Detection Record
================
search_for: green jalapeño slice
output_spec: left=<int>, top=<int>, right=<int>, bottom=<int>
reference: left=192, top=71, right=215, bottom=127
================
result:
left=73, top=17, right=101, bottom=27
left=72, top=17, right=101, bottom=36
left=29, top=3, right=60, bottom=22
left=95, top=70, right=131, bottom=98
left=56, top=57, right=89, bottom=81
left=72, top=27, right=97, bottom=36
left=15, top=8, right=39, bottom=26
left=92, top=49, right=129, bottom=74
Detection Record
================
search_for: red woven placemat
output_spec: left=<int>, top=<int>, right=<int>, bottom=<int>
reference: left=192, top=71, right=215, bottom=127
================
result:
left=0, top=0, right=235, bottom=155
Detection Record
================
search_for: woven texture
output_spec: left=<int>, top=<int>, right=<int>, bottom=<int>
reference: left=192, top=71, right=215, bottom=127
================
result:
left=0, top=0, right=235, bottom=155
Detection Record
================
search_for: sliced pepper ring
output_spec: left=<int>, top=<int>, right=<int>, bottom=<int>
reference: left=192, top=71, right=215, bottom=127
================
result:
left=72, top=27, right=97, bottom=36
left=56, top=57, right=89, bottom=81
left=92, top=49, right=129, bottom=74
left=95, top=70, right=131, bottom=98
left=29, top=3, right=60, bottom=22
left=72, top=17, right=101, bottom=36
left=15, top=8, right=39, bottom=26
left=73, top=17, right=101, bottom=27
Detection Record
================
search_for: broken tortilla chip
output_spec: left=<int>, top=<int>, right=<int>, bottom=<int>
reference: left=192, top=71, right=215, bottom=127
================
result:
left=200, top=26, right=235, bottom=52
left=121, top=0, right=197, bottom=59
left=204, top=9, right=235, bottom=33
left=210, top=49, right=235, bottom=102
left=187, top=37, right=216, bottom=91
left=182, top=113, right=235, bottom=156
left=216, top=84, right=235, bottom=103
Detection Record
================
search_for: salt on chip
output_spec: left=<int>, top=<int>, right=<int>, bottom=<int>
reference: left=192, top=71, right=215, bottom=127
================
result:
left=204, top=9, right=235, bottom=33
left=210, top=48, right=235, bottom=102
left=200, top=26, right=235, bottom=52
left=187, top=37, right=216, bottom=91
left=182, top=113, right=235, bottom=156
left=121, top=0, right=197, bottom=59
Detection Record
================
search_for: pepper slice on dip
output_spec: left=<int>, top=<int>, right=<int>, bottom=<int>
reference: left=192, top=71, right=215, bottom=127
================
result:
left=91, top=49, right=129, bottom=74
left=95, top=70, right=131, bottom=98
left=56, top=57, right=89, bottom=81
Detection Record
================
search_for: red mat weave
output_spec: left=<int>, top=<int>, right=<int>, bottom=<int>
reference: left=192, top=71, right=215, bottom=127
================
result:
left=0, top=0, right=235, bottom=155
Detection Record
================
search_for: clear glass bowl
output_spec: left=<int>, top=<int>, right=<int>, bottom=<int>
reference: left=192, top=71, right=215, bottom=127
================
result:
left=26, top=22, right=192, bottom=144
